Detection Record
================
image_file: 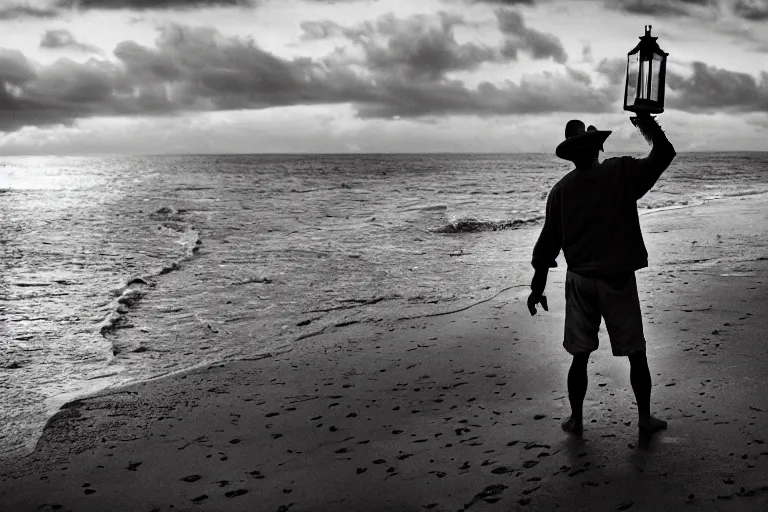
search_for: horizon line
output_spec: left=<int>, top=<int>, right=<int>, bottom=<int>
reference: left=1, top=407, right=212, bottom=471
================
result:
left=1, top=149, right=767, bottom=158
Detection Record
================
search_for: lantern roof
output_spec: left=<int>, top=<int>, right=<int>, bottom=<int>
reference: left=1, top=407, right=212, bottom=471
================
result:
left=627, top=25, right=668, bottom=57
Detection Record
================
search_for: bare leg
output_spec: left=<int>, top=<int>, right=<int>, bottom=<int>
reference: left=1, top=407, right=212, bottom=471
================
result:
left=562, top=353, right=589, bottom=434
left=628, top=351, right=667, bottom=432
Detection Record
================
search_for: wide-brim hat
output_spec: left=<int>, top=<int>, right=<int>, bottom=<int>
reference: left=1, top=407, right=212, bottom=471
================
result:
left=555, top=120, right=612, bottom=161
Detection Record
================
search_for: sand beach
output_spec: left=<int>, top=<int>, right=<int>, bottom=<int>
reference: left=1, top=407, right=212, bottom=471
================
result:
left=1, top=194, right=767, bottom=512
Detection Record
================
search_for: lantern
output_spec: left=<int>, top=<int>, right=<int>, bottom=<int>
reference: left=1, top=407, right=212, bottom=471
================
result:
left=623, top=25, right=668, bottom=115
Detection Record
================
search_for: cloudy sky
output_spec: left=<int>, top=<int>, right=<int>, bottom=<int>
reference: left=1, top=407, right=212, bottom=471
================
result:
left=0, top=0, right=766, bottom=155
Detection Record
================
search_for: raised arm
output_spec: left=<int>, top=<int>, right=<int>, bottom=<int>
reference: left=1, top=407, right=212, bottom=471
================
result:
left=623, top=114, right=677, bottom=200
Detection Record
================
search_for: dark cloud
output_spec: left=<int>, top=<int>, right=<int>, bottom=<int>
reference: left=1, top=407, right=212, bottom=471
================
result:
left=465, top=0, right=724, bottom=17
left=0, top=4, right=58, bottom=19
left=596, top=57, right=626, bottom=86
left=347, top=13, right=501, bottom=81
left=0, top=50, right=37, bottom=86
left=0, top=19, right=617, bottom=133
left=472, top=0, right=535, bottom=4
left=0, top=56, right=129, bottom=131
left=0, top=24, right=370, bottom=132
left=566, top=67, right=592, bottom=85
left=496, top=9, right=567, bottom=63
left=40, top=29, right=102, bottom=53
left=666, top=62, right=768, bottom=112
left=113, top=40, right=182, bottom=81
left=302, top=13, right=504, bottom=81
left=733, top=0, right=768, bottom=20
left=355, top=70, right=614, bottom=118
left=609, top=0, right=719, bottom=17
left=56, top=0, right=253, bottom=9
left=296, top=13, right=613, bottom=117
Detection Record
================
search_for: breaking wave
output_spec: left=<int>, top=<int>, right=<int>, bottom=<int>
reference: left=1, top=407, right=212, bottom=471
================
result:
left=98, top=206, right=202, bottom=355
left=431, top=215, right=545, bottom=234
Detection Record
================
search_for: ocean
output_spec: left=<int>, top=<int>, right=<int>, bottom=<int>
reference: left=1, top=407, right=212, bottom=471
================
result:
left=1, top=152, right=767, bottom=457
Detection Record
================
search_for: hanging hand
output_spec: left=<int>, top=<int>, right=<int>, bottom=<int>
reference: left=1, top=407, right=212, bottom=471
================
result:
left=527, top=292, right=548, bottom=316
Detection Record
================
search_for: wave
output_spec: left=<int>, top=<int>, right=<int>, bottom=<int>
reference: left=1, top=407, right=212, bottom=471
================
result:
left=431, top=215, right=544, bottom=233
left=98, top=207, right=202, bottom=355
left=641, top=188, right=768, bottom=214
left=720, top=188, right=768, bottom=199
left=402, top=204, right=447, bottom=212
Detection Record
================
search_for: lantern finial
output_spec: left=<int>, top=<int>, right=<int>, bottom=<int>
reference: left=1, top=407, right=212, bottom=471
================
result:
left=645, top=25, right=652, bottom=36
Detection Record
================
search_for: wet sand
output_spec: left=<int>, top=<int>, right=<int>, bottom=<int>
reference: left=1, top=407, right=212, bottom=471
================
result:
left=1, top=195, right=767, bottom=512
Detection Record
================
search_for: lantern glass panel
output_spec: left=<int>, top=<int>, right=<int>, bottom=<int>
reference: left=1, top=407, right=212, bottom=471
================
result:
left=626, top=53, right=639, bottom=108
left=640, top=58, right=650, bottom=99
left=650, top=53, right=663, bottom=102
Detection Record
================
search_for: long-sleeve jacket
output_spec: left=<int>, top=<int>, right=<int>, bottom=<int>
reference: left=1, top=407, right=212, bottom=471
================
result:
left=530, top=127, right=676, bottom=294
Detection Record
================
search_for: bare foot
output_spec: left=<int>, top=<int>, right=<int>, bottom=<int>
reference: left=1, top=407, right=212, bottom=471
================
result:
left=638, top=416, right=667, bottom=433
left=561, top=416, right=583, bottom=435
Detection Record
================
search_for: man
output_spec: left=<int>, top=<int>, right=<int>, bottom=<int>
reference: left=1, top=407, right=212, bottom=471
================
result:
left=527, top=114, right=676, bottom=435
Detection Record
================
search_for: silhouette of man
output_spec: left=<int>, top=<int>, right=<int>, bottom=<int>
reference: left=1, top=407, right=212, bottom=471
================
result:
left=528, top=114, right=675, bottom=435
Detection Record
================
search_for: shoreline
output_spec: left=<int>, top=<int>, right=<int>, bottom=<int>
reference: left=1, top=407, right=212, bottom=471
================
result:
left=0, top=196, right=768, bottom=512
left=4, top=193, right=765, bottom=456
left=0, top=192, right=752, bottom=463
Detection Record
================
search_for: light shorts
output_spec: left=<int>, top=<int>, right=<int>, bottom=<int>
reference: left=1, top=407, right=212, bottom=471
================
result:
left=563, top=269, right=646, bottom=357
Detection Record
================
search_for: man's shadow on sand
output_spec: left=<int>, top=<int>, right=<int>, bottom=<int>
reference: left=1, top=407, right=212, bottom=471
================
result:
left=550, top=429, right=669, bottom=508
left=565, top=426, right=663, bottom=448
left=562, top=428, right=666, bottom=470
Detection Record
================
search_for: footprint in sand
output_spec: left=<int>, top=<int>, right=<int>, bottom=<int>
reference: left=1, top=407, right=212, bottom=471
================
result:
left=522, top=485, right=541, bottom=496
left=224, top=489, right=249, bottom=498
left=465, top=484, right=508, bottom=508
left=191, top=495, right=208, bottom=503
left=181, top=475, right=201, bottom=482
left=126, top=462, right=142, bottom=471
